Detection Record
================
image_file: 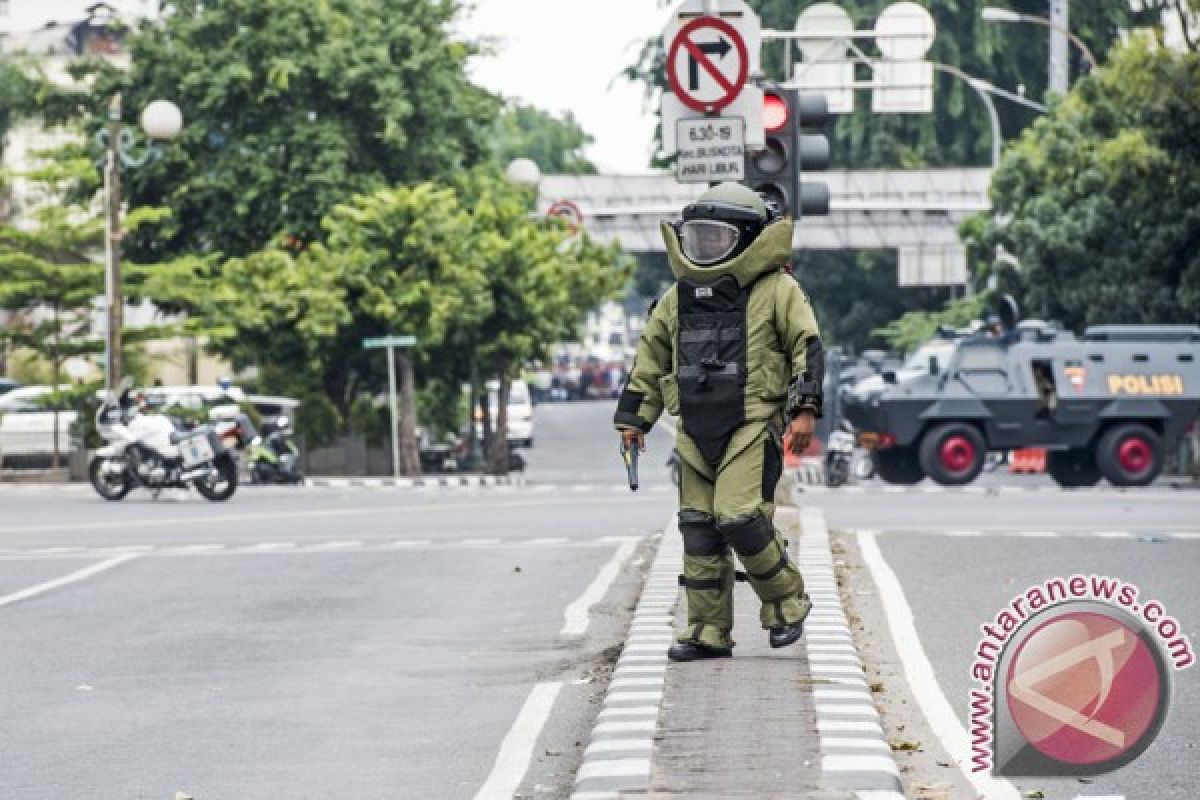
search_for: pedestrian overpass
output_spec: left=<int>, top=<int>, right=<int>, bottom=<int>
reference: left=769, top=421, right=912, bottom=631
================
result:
left=537, top=169, right=991, bottom=287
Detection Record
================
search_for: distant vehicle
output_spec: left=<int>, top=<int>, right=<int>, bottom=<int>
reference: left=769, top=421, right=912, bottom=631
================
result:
left=142, top=384, right=246, bottom=416
left=0, top=378, right=20, bottom=396
left=475, top=379, right=535, bottom=448
left=246, top=414, right=303, bottom=484
left=0, top=385, right=77, bottom=464
left=245, top=394, right=300, bottom=427
left=842, top=307, right=1200, bottom=488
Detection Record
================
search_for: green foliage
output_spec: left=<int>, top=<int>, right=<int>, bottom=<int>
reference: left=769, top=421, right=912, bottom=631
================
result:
left=51, top=0, right=499, bottom=262
left=348, top=393, right=387, bottom=446
left=0, top=145, right=209, bottom=390
left=452, top=168, right=631, bottom=381
left=963, top=41, right=1200, bottom=329
left=416, top=379, right=464, bottom=441
left=794, top=250, right=954, bottom=352
left=873, top=293, right=986, bottom=353
left=492, top=101, right=597, bottom=175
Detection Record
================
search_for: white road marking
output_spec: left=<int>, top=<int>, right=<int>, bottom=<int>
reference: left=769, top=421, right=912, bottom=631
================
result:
left=0, top=494, right=659, bottom=536
left=0, top=553, right=141, bottom=609
left=560, top=541, right=638, bottom=637
left=857, top=531, right=1020, bottom=800
left=822, top=754, right=899, bottom=775
left=474, top=681, right=562, bottom=800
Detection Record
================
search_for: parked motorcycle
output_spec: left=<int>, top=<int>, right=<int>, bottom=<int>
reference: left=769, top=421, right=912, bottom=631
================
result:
left=825, top=423, right=855, bottom=488
left=246, top=415, right=304, bottom=484
left=89, top=385, right=239, bottom=502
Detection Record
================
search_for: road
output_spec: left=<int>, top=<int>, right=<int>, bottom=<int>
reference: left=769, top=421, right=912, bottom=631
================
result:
left=0, top=401, right=675, bottom=800
left=809, top=483, right=1200, bottom=800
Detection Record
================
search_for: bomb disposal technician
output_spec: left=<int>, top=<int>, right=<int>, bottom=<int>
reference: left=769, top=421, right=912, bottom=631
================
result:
left=614, top=183, right=823, bottom=662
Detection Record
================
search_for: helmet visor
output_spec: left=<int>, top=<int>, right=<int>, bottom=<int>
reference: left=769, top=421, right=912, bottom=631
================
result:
left=678, top=220, right=740, bottom=266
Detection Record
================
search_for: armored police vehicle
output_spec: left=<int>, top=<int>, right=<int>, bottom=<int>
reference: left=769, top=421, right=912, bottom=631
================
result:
left=841, top=320, right=1200, bottom=487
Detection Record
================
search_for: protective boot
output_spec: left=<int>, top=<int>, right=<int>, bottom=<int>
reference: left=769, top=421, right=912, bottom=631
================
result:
left=675, top=510, right=736, bottom=652
left=718, top=513, right=811, bottom=643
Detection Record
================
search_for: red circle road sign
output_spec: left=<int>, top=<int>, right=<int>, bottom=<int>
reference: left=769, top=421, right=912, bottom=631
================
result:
left=667, top=16, right=750, bottom=114
left=546, top=199, right=583, bottom=232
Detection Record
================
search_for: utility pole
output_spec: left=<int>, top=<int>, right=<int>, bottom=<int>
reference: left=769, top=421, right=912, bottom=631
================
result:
left=1048, top=0, right=1070, bottom=95
left=104, top=94, right=123, bottom=393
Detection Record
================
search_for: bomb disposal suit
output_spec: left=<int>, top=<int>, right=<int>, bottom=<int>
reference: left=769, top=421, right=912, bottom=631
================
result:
left=614, top=183, right=824, bottom=661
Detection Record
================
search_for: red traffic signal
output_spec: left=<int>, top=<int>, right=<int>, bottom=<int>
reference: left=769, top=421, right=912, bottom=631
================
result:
left=763, top=92, right=789, bottom=133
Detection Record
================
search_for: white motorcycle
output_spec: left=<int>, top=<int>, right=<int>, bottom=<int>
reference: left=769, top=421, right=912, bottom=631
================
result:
left=89, top=385, right=239, bottom=502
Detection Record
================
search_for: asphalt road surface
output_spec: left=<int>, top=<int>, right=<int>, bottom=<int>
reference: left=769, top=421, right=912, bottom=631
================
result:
left=0, top=401, right=675, bottom=800
left=811, top=483, right=1200, bottom=800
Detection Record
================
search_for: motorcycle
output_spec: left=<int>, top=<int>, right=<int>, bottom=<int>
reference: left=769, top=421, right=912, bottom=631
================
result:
left=825, top=423, right=855, bottom=488
left=246, top=414, right=305, bottom=484
left=89, top=385, right=239, bottom=502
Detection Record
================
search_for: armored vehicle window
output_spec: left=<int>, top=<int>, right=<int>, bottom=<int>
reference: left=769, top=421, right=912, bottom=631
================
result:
left=955, top=343, right=1006, bottom=370
left=1181, top=354, right=1195, bottom=363
left=954, top=343, right=1010, bottom=395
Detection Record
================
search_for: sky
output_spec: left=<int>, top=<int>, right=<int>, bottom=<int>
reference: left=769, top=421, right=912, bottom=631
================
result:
left=457, top=1, right=673, bottom=173
left=4, top=0, right=672, bottom=174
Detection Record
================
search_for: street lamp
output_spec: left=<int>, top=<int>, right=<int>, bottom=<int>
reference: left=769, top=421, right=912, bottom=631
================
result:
left=981, top=6, right=1099, bottom=77
left=96, top=96, right=182, bottom=393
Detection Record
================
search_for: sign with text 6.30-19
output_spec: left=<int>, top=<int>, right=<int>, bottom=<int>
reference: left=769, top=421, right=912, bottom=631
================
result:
left=675, top=117, right=745, bottom=183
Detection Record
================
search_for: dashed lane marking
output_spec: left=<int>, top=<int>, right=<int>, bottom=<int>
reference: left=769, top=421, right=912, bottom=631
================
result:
left=848, top=529, right=1200, bottom=540
left=0, top=493, right=665, bottom=536
left=0, top=535, right=645, bottom=561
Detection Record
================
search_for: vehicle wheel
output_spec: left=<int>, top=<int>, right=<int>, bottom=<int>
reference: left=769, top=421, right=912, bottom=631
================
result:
left=1046, top=448, right=1102, bottom=488
left=89, top=456, right=132, bottom=501
left=918, top=423, right=986, bottom=486
left=872, top=446, right=925, bottom=485
left=194, top=454, right=239, bottom=501
left=1095, top=424, right=1162, bottom=487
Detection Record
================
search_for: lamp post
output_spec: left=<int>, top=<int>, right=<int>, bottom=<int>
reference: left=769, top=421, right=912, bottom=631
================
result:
left=981, top=5, right=1098, bottom=94
left=97, top=96, right=182, bottom=394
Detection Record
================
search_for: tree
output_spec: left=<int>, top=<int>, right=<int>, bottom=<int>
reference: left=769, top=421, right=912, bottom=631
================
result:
left=449, top=169, right=630, bottom=473
left=963, top=40, right=1200, bottom=329
left=0, top=145, right=190, bottom=464
left=309, top=183, right=492, bottom=474
left=492, top=102, right=597, bottom=174
left=48, top=0, right=499, bottom=262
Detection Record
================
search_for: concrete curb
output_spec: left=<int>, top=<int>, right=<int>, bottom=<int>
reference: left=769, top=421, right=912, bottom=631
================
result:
left=303, top=475, right=525, bottom=489
left=570, top=515, right=681, bottom=799
left=797, top=506, right=904, bottom=800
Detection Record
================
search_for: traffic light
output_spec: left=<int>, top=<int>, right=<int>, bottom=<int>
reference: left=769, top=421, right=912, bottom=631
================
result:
left=795, top=92, right=832, bottom=218
left=741, top=88, right=832, bottom=219
left=742, top=87, right=798, bottom=218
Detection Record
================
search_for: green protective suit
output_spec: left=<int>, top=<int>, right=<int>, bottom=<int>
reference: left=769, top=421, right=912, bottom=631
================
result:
left=614, top=203, right=821, bottom=651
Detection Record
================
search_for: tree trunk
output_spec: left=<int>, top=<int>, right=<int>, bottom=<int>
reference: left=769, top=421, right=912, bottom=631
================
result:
left=186, top=336, right=199, bottom=384
left=486, top=376, right=511, bottom=476
left=395, top=350, right=422, bottom=476
left=465, top=361, right=483, bottom=471
left=51, top=310, right=61, bottom=469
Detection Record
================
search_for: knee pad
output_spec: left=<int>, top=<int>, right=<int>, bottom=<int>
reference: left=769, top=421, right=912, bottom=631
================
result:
left=679, top=509, right=725, bottom=557
left=717, top=513, right=774, bottom=558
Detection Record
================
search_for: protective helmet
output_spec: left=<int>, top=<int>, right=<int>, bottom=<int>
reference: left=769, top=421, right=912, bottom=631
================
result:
left=674, top=182, right=772, bottom=268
